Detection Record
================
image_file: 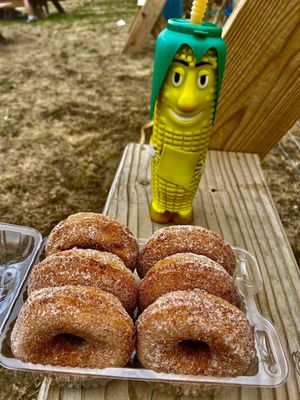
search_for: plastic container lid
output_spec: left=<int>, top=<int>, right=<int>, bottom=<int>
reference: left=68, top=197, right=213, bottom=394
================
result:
left=0, top=223, right=42, bottom=334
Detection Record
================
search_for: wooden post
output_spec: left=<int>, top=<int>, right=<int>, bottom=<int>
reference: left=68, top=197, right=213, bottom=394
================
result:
left=209, top=0, right=300, bottom=158
left=123, top=0, right=166, bottom=54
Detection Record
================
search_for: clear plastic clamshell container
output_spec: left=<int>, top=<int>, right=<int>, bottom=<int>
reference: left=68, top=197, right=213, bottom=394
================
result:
left=0, top=223, right=289, bottom=395
left=0, top=223, right=43, bottom=334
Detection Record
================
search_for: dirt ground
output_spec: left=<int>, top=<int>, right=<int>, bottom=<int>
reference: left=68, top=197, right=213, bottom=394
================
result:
left=0, top=0, right=299, bottom=398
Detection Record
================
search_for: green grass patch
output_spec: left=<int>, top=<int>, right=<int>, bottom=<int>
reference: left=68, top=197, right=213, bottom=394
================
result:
left=0, top=0, right=136, bottom=28
left=0, top=79, right=14, bottom=93
left=59, top=50, right=69, bottom=59
left=42, top=0, right=135, bottom=25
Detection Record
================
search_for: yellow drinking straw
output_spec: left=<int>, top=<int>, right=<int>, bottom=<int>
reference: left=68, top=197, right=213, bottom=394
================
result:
left=190, top=0, right=208, bottom=24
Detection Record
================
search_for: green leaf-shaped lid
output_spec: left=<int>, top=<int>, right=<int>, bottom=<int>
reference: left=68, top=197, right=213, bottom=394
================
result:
left=149, top=18, right=227, bottom=120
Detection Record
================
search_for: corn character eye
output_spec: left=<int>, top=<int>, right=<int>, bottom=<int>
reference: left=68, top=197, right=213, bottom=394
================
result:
left=172, top=71, right=183, bottom=87
left=198, top=74, right=209, bottom=89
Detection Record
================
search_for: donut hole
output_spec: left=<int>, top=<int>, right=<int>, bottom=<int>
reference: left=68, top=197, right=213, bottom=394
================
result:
left=179, top=340, right=210, bottom=356
left=55, top=333, right=86, bottom=346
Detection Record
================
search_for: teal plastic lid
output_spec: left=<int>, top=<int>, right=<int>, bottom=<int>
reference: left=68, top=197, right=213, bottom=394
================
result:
left=167, top=18, right=222, bottom=37
left=149, top=18, right=226, bottom=120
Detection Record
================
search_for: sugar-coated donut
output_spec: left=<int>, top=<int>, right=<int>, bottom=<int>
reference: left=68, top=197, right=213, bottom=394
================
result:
left=138, top=225, right=235, bottom=278
left=45, top=213, right=139, bottom=271
left=28, top=249, right=138, bottom=315
left=11, top=286, right=135, bottom=368
left=138, top=253, right=241, bottom=311
left=136, top=289, right=256, bottom=376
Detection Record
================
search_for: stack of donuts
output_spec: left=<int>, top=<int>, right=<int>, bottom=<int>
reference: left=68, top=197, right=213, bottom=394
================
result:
left=11, top=212, right=256, bottom=377
left=11, top=212, right=139, bottom=368
left=136, top=226, right=256, bottom=377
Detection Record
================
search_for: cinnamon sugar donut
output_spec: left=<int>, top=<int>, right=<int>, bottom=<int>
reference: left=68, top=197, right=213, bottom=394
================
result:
left=138, top=253, right=241, bottom=311
left=28, top=249, right=138, bottom=315
left=138, top=225, right=235, bottom=278
left=136, top=289, right=256, bottom=376
left=45, top=213, right=139, bottom=271
left=11, top=285, right=135, bottom=368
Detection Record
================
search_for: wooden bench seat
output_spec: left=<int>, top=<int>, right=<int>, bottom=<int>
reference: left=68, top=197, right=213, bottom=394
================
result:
left=0, top=0, right=23, bottom=9
left=39, top=143, right=300, bottom=400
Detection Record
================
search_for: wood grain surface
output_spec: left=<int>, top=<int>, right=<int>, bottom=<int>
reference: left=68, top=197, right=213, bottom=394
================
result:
left=40, top=143, right=300, bottom=399
left=123, top=0, right=166, bottom=53
left=210, top=0, right=300, bottom=158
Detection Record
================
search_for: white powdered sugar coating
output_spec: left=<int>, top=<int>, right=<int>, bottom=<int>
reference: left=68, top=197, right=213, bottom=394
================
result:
left=11, top=285, right=135, bottom=368
left=136, top=289, right=256, bottom=377
left=28, top=249, right=138, bottom=315
left=15, top=218, right=254, bottom=378
left=138, top=225, right=236, bottom=277
left=45, top=213, right=139, bottom=271
left=138, top=253, right=241, bottom=310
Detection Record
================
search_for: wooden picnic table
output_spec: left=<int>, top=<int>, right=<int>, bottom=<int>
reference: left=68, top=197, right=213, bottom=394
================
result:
left=39, top=143, right=300, bottom=400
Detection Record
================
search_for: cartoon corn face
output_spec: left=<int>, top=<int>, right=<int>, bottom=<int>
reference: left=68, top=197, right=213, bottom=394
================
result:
left=149, top=19, right=226, bottom=224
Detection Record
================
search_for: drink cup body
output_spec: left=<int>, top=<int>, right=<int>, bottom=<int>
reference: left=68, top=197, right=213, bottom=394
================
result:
left=149, top=19, right=226, bottom=224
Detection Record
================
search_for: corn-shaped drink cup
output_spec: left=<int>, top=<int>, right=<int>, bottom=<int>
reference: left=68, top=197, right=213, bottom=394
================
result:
left=149, top=19, right=226, bottom=224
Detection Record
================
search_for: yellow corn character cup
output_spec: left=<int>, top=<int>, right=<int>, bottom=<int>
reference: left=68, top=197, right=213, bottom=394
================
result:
left=149, top=19, right=226, bottom=224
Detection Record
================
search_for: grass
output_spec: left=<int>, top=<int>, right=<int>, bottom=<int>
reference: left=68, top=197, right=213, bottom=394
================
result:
left=0, top=78, right=14, bottom=93
left=0, top=0, right=136, bottom=26
left=41, top=0, right=136, bottom=25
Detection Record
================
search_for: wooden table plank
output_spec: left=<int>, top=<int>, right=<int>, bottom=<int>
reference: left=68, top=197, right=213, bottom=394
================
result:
left=41, top=144, right=300, bottom=399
